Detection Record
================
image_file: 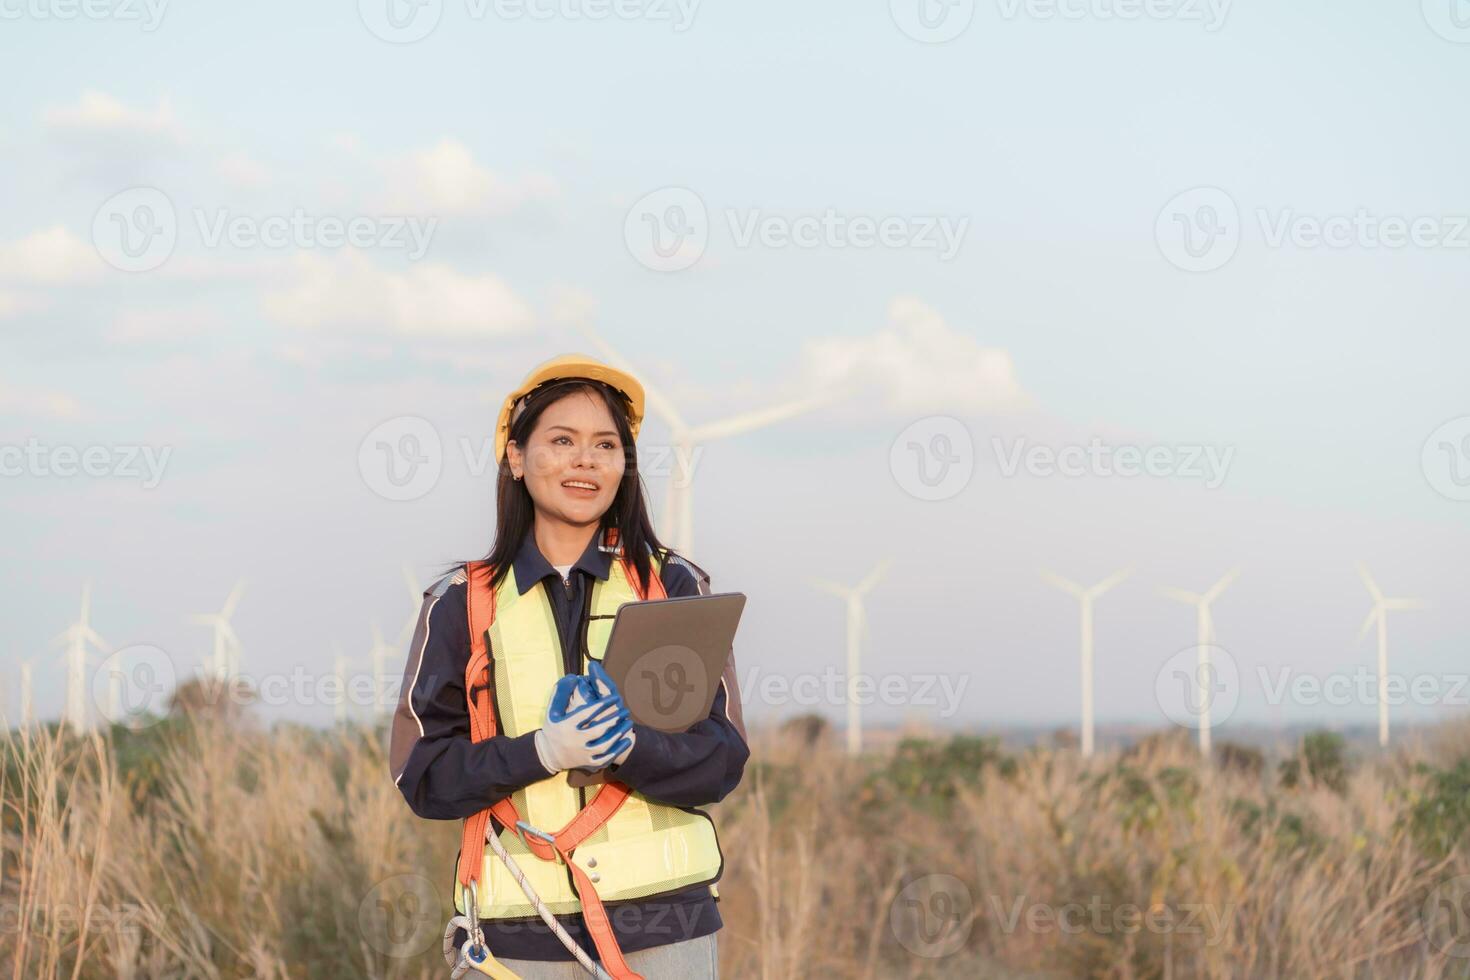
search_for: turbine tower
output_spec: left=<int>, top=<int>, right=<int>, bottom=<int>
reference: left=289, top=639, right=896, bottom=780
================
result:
left=574, top=329, right=830, bottom=558
left=1160, top=568, right=1240, bottom=756
left=398, top=565, right=423, bottom=648
left=52, top=582, right=109, bottom=734
left=333, top=645, right=353, bottom=727
left=810, top=560, right=890, bottom=757
left=369, top=622, right=396, bottom=717
left=20, top=659, right=34, bottom=737
left=1041, top=566, right=1132, bottom=757
left=190, top=580, right=246, bottom=680
left=1356, top=563, right=1426, bottom=748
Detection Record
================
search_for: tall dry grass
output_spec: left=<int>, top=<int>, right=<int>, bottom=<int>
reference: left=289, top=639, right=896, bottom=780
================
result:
left=2, top=716, right=1469, bottom=978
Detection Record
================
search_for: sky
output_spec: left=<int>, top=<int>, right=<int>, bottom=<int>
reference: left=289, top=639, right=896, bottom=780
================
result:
left=3, top=0, right=1469, bottom=741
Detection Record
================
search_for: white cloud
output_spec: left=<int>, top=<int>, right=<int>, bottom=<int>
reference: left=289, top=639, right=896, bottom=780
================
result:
left=263, top=251, right=534, bottom=336
left=104, top=308, right=225, bottom=345
left=216, top=153, right=270, bottom=189
left=0, top=379, right=83, bottom=420
left=0, top=227, right=104, bottom=284
left=0, top=289, right=46, bottom=318
left=43, top=91, right=180, bottom=141
left=800, top=297, right=1031, bottom=415
left=385, top=139, right=558, bottom=216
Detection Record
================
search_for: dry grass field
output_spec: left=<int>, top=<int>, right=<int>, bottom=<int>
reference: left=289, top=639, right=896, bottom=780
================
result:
left=4, top=709, right=1470, bottom=979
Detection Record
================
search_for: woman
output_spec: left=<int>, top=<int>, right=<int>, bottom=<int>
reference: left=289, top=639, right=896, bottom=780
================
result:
left=390, top=354, right=748, bottom=979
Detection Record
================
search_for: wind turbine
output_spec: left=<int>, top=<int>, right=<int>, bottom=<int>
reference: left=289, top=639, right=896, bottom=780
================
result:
left=20, top=659, right=34, bottom=740
left=810, top=560, right=890, bottom=756
left=369, top=622, right=397, bottom=716
left=190, top=580, right=246, bottom=680
left=1160, top=568, right=1240, bottom=756
left=574, top=329, right=831, bottom=558
left=52, top=582, right=109, bottom=734
left=1356, top=563, right=1426, bottom=748
left=397, top=565, right=424, bottom=649
left=1041, top=566, right=1132, bottom=757
left=333, top=645, right=355, bottom=727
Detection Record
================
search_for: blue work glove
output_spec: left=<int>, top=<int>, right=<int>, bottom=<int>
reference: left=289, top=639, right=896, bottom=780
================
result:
left=533, top=673, right=627, bottom=774
left=582, top=660, right=636, bottom=767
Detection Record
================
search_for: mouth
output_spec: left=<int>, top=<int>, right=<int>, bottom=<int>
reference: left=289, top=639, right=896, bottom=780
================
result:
left=561, top=479, right=600, bottom=497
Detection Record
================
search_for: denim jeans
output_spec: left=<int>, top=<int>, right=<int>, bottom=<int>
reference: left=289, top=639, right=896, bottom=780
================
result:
left=494, top=932, right=717, bottom=979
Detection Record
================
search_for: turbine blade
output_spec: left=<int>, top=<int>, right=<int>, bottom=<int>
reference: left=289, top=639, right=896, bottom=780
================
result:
left=855, top=559, right=890, bottom=596
left=1159, top=587, right=1201, bottom=605
left=1087, top=565, right=1134, bottom=599
left=1384, top=598, right=1427, bottom=611
left=221, top=580, right=247, bottom=618
left=1203, top=567, right=1241, bottom=604
left=1040, top=570, right=1084, bottom=597
left=571, top=327, right=687, bottom=432
left=687, top=394, right=828, bottom=443
left=808, top=578, right=852, bottom=600
left=1356, top=562, right=1383, bottom=603
left=1357, top=607, right=1379, bottom=641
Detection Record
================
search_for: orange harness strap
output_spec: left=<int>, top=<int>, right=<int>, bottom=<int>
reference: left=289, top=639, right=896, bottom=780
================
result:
left=456, top=554, right=668, bottom=980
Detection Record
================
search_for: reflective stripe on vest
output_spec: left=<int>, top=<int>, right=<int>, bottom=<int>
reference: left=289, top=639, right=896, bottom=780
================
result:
left=455, top=556, right=724, bottom=920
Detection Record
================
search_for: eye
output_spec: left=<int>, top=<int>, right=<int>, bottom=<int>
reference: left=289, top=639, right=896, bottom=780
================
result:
left=553, top=435, right=572, bottom=445
left=598, top=440, right=617, bottom=450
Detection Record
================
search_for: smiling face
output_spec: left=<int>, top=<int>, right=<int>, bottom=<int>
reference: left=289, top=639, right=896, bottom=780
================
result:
left=506, top=388, right=627, bottom=530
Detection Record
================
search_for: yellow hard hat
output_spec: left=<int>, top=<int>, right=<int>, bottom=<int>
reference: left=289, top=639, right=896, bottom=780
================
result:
left=495, top=354, right=645, bottom=464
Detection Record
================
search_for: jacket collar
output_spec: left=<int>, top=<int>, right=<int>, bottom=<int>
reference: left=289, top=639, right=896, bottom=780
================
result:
left=512, top=526, right=615, bottom=595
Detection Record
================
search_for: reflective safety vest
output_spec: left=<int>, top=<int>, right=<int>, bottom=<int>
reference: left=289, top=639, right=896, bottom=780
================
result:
left=452, top=545, right=724, bottom=977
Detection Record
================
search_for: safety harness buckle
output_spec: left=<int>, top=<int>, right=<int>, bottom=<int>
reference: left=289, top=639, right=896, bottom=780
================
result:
left=514, top=819, right=565, bottom=864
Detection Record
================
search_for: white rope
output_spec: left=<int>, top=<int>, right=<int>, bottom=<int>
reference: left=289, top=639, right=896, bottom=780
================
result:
left=484, top=828, right=611, bottom=979
left=446, top=827, right=611, bottom=980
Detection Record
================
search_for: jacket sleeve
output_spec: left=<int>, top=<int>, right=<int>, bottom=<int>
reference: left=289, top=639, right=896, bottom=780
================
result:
left=608, top=556, right=751, bottom=808
left=388, top=574, right=551, bottom=820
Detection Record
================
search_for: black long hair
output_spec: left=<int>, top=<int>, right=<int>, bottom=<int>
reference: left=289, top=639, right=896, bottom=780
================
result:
left=440, top=378, right=673, bottom=596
